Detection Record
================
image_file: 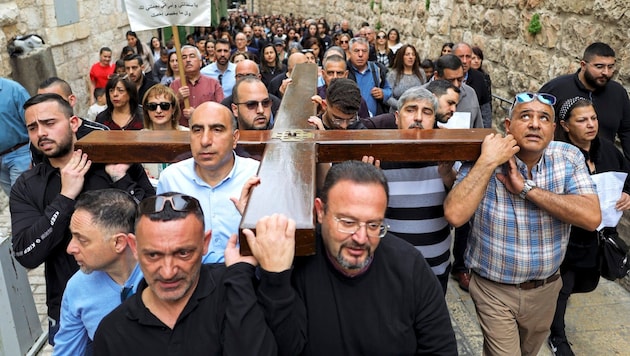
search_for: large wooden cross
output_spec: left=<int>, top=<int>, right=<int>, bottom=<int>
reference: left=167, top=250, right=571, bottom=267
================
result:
left=77, top=63, right=492, bottom=255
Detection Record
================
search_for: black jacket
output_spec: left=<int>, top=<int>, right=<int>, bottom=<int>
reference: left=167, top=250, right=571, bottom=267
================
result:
left=10, top=159, right=154, bottom=320
left=540, top=70, right=630, bottom=160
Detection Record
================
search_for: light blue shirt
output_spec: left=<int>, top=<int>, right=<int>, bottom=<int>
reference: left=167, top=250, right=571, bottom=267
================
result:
left=53, top=264, right=143, bottom=355
left=201, top=62, right=237, bottom=97
left=0, top=78, right=30, bottom=152
left=350, top=62, right=392, bottom=116
left=157, top=153, right=259, bottom=263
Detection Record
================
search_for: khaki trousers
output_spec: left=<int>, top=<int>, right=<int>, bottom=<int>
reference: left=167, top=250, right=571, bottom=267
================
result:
left=469, top=273, right=563, bottom=356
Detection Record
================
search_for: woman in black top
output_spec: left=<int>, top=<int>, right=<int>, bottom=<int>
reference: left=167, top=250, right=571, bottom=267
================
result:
left=549, top=97, right=630, bottom=355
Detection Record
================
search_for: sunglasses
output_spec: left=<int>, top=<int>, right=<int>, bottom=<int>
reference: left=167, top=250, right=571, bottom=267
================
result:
left=235, top=98, right=272, bottom=110
left=377, top=35, right=386, bottom=39
left=339, top=40, right=349, bottom=44
left=512, top=92, right=557, bottom=107
left=138, top=194, right=200, bottom=215
left=145, top=102, right=173, bottom=111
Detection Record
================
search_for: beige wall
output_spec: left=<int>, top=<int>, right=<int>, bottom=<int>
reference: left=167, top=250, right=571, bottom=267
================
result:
left=1, top=0, right=156, bottom=116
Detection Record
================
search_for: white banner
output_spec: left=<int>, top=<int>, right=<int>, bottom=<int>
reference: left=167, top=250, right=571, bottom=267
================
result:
left=125, top=0, right=211, bottom=31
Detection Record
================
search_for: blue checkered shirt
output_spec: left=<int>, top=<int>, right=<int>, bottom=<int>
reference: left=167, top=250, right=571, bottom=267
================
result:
left=456, top=141, right=597, bottom=284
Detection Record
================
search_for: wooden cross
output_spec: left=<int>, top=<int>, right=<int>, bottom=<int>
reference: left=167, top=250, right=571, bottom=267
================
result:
left=77, top=63, right=493, bottom=255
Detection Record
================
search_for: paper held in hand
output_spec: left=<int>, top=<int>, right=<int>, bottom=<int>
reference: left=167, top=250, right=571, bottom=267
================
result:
left=437, top=112, right=471, bottom=129
left=125, top=0, right=211, bottom=31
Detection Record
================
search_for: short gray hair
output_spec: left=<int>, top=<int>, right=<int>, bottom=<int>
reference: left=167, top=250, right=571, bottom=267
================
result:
left=181, top=44, right=202, bottom=59
left=398, top=87, right=437, bottom=113
left=349, top=37, right=368, bottom=51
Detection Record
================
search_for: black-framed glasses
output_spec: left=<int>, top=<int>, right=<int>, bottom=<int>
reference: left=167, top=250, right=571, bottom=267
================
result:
left=333, top=216, right=389, bottom=239
left=138, top=194, right=200, bottom=215
left=121, top=286, right=133, bottom=302
left=235, top=98, right=272, bottom=110
left=218, top=74, right=223, bottom=85
left=145, top=102, right=173, bottom=111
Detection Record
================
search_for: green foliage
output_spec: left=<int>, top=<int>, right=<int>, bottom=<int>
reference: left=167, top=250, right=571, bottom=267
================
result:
left=376, top=20, right=382, bottom=30
left=528, top=13, right=542, bottom=35
left=370, top=0, right=374, bottom=11
left=425, top=0, right=430, bottom=11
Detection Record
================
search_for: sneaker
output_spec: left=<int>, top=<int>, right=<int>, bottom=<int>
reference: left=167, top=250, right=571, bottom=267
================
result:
left=548, top=336, right=575, bottom=356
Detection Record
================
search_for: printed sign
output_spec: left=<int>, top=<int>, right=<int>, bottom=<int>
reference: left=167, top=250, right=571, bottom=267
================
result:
left=125, top=0, right=211, bottom=31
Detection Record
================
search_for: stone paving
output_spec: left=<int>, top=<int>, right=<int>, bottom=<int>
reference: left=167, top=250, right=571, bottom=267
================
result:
left=0, top=189, right=627, bottom=355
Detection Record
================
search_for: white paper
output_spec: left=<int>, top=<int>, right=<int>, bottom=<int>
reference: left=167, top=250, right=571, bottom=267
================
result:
left=437, top=112, right=471, bottom=129
left=591, top=171, right=627, bottom=231
left=125, top=0, right=211, bottom=31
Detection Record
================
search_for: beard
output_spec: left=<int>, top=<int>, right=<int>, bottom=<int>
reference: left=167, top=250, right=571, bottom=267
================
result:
left=583, top=68, right=611, bottom=89
left=435, top=111, right=452, bottom=124
left=39, top=130, right=74, bottom=158
left=334, top=242, right=373, bottom=271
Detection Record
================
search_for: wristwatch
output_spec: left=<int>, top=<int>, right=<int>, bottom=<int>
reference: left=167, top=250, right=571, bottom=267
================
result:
left=519, top=179, right=536, bottom=199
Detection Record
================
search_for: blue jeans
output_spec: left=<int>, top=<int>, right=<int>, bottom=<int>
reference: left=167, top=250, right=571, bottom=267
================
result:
left=0, top=144, right=31, bottom=196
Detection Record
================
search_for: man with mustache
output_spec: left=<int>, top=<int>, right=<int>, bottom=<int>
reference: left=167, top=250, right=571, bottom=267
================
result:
left=443, top=92, right=601, bottom=355
left=10, top=94, right=154, bottom=346
left=201, top=39, right=236, bottom=97
left=231, top=77, right=273, bottom=130
left=374, top=87, right=458, bottom=294
left=540, top=42, right=630, bottom=160
left=246, top=161, right=457, bottom=355
left=171, top=45, right=224, bottom=126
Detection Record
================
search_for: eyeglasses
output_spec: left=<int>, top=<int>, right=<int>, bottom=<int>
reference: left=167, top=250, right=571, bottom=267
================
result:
left=218, top=74, right=223, bottom=85
left=339, top=40, right=349, bottom=44
left=333, top=216, right=389, bottom=238
left=329, top=112, right=359, bottom=127
left=586, top=61, right=615, bottom=71
left=138, top=194, right=200, bottom=215
left=121, top=286, right=133, bottom=302
left=511, top=92, right=557, bottom=109
left=377, top=35, right=386, bottom=39
left=145, top=102, right=173, bottom=111
left=235, top=98, right=272, bottom=110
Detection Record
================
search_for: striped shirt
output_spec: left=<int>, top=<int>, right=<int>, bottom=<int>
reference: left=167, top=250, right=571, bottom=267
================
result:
left=456, top=141, right=597, bottom=284
left=382, top=162, right=451, bottom=278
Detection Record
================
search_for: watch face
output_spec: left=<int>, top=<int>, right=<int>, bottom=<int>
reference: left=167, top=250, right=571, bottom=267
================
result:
left=526, top=180, right=536, bottom=187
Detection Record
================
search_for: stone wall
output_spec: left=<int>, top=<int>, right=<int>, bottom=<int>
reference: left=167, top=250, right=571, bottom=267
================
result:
left=0, top=0, right=156, bottom=116
left=255, top=0, right=630, bottom=128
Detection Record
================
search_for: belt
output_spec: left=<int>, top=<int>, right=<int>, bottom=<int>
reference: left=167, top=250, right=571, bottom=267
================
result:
left=0, top=141, right=28, bottom=156
left=474, top=271, right=561, bottom=290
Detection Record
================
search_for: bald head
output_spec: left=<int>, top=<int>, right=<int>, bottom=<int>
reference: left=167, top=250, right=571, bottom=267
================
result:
left=287, top=53, right=308, bottom=74
left=235, top=59, right=261, bottom=80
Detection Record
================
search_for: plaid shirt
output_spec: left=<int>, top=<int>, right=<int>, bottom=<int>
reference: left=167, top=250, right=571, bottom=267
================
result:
left=456, top=141, right=597, bottom=284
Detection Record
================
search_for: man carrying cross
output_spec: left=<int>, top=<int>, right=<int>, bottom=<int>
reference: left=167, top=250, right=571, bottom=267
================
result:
left=246, top=161, right=457, bottom=355
left=156, top=102, right=258, bottom=263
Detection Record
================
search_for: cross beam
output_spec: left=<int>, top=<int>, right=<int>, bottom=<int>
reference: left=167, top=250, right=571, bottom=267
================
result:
left=76, top=64, right=493, bottom=256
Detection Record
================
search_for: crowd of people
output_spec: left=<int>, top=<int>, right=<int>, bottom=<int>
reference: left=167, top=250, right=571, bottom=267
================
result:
left=2, top=10, right=630, bottom=356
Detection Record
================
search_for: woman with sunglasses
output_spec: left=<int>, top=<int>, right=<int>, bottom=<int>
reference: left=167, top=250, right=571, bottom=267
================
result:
left=549, top=97, right=630, bottom=355
left=387, top=28, right=403, bottom=54
left=374, top=30, right=394, bottom=67
left=96, top=75, right=143, bottom=130
left=141, top=84, right=188, bottom=182
left=338, top=33, right=352, bottom=59
left=386, top=44, right=426, bottom=112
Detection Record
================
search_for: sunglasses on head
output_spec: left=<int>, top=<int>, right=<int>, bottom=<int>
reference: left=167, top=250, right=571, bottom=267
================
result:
left=145, top=102, right=173, bottom=111
left=512, top=92, right=557, bottom=107
left=138, top=194, right=200, bottom=215
left=235, top=98, right=272, bottom=110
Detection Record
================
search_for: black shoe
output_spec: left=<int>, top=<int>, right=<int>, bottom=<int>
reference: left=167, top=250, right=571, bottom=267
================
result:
left=548, top=336, right=575, bottom=356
